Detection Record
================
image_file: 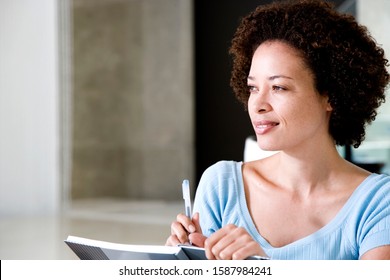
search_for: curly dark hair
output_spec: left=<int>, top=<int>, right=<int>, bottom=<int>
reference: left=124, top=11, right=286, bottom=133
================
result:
left=229, top=0, right=389, bottom=148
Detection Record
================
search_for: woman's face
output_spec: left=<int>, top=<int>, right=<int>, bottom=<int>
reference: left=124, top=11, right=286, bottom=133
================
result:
left=247, top=40, right=332, bottom=152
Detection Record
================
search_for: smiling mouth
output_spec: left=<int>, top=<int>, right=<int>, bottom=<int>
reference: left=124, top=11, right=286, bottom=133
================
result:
left=254, top=122, right=279, bottom=134
left=256, top=123, right=279, bottom=129
left=255, top=121, right=279, bottom=128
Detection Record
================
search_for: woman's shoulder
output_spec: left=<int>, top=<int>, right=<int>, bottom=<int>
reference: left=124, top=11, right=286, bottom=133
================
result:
left=202, top=160, right=243, bottom=177
left=346, top=173, right=390, bottom=221
left=356, top=173, right=390, bottom=201
left=359, top=173, right=390, bottom=192
left=197, top=160, right=243, bottom=194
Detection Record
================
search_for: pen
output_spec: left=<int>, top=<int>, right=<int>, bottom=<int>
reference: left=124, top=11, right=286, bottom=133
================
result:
left=182, top=179, right=192, bottom=219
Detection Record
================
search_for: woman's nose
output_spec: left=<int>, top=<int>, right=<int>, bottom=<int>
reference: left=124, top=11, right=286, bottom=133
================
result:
left=250, top=93, right=272, bottom=113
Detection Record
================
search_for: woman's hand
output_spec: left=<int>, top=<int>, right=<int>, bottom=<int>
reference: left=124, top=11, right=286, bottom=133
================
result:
left=165, top=212, right=207, bottom=247
left=204, top=224, right=267, bottom=260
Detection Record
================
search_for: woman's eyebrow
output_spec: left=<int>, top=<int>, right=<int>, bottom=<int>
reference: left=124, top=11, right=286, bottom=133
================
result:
left=247, top=75, right=293, bottom=81
left=268, top=75, right=293, bottom=80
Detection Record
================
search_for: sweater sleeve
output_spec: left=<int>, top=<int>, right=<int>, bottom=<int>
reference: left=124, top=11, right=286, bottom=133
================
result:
left=357, top=176, right=390, bottom=258
left=193, top=161, right=242, bottom=237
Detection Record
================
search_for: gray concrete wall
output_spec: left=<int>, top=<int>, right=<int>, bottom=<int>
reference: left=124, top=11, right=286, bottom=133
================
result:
left=71, top=0, right=194, bottom=200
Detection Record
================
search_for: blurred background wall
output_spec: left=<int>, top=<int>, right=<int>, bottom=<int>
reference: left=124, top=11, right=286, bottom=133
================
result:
left=352, top=0, right=390, bottom=173
left=0, top=0, right=60, bottom=215
left=71, top=0, right=194, bottom=200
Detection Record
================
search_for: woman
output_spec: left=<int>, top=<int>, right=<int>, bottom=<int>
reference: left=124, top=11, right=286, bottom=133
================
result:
left=166, top=0, right=390, bottom=259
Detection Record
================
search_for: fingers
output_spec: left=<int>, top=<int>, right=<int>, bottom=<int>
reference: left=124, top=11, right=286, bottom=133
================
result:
left=204, top=225, right=265, bottom=260
left=204, top=225, right=236, bottom=260
left=191, top=212, right=202, bottom=233
left=169, top=220, right=191, bottom=245
left=188, top=232, right=207, bottom=247
left=165, top=234, right=182, bottom=246
left=167, top=213, right=199, bottom=246
left=176, top=213, right=196, bottom=234
left=229, top=239, right=264, bottom=260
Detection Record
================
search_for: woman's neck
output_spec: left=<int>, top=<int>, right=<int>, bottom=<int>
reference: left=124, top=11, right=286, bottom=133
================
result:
left=264, top=144, right=358, bottom=196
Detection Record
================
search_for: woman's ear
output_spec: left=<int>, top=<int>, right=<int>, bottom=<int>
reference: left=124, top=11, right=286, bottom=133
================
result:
left=326, top=100, right=333, bottom=112
left=322, top=94, right=333, bottom=112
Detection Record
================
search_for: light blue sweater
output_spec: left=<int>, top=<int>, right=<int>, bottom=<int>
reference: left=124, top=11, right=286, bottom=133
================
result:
left=193, top=161, right=390, bottom=259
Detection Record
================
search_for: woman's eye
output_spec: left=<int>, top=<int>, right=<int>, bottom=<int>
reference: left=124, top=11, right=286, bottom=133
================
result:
left=248, top=85, right=258, bottom=93
left=272, top=85, right=285, bottom=91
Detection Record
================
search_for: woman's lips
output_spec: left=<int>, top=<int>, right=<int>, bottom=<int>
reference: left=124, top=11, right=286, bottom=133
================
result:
left=253, top=120, right=279, bottom=135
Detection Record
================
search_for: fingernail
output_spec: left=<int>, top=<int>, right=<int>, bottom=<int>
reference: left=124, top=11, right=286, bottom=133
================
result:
left=189, top=225, right=196, bottom=233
